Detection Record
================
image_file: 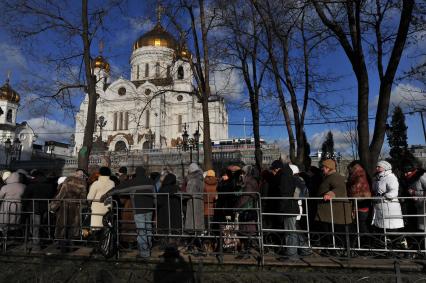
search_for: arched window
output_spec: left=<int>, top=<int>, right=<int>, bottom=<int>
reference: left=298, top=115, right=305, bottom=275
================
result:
left=136, top=65, right=140, bottom=79
left=177, top=66, right=184, bottom=79
left=155, top=62, right=160, bottom=78
left=6, top=109, right=12, bottom=123
left=145, top=63, right=149, bottom=77
left=114, top=140, right=127, bottom=152
left=167, top=65, right=171, bottom=78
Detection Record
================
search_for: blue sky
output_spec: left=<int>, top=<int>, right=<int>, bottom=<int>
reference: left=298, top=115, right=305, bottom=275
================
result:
left=0, top=0, right=424, bottom=155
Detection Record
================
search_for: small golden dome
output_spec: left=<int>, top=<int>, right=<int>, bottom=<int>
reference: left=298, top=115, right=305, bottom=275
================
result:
left=133, top=23, right=178, bottom=51
left=0, top=79, right=20, bottom=103
left=92, top=55, right=110, bottom=72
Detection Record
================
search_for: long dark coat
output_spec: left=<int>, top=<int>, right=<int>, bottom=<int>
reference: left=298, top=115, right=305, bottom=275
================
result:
left=315, top=172, right=352, bottom=225
left=49, top=176, right=87, bottom=239
left=157, top=174, right=182, bottom=234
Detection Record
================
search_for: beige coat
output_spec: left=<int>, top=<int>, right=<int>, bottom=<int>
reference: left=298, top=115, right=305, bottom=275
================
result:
left=87, top=176, right=115, bottom=229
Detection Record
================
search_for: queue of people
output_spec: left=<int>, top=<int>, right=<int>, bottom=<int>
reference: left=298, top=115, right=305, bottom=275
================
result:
left=0, top=157, right=423, bottom=260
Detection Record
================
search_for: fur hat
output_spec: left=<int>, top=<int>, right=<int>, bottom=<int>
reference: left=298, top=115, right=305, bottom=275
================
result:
left=322, top=159, right=336, bottom=170
left=377, top=160, right=392, bottom=171
left=206, top=170, right=215, bottom=177
left=188, top=163, right=201, bottom=174
left=289, top=164, right=299, bottom=175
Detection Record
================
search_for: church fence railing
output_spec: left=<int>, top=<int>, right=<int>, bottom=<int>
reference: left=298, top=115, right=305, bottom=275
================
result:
left=0, top=194, right=425, bottom=263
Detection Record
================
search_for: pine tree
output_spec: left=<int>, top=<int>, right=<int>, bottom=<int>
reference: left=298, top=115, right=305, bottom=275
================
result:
left=321, top=131, right=335, bottom=160
left=387, top=106, right=416, bottom=176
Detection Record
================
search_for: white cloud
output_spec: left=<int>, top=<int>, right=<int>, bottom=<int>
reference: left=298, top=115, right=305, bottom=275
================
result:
left=0, top=42, right=26, bottom=68
left=371, top=83, right=426, bottom=111
left=309, top=130, right=355, bottom=154
left=116, top=17, right=155, bottom=45
left=210, top=64, right=244, bottom=100
left=26, top=117, right=74, bottom=144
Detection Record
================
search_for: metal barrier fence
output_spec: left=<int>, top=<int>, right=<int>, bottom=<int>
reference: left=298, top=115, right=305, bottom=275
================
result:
left=0, top=194, right=424, bottom=263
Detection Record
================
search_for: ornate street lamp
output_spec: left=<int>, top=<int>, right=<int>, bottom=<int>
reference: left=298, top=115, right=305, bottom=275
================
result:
left=182, top=123, right=189, bottom=152
left=193, top=127, right=200, bottom=164
left=96, top=115, right=107, bottom=141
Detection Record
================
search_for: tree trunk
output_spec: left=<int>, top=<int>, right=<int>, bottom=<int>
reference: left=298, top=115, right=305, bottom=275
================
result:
left=78, top=0, right=97, bottom=172
left=199, top=0, right=213, bottom=170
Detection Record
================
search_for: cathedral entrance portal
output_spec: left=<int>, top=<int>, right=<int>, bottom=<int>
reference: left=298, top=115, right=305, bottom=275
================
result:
left=142, top=141, right=150, bottom=150
left=114, top=140, right=127, bottom=152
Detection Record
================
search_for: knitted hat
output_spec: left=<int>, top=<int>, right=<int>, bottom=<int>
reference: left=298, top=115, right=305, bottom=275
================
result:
left=2, top=171, right=11, bottom=181
left=377, top=160, right=392, bottom=171
left=289, top=164, right=299, bottom=175
left=322, top=159, right=336, bottom=170
left=206, top=170, right=215, bottom=177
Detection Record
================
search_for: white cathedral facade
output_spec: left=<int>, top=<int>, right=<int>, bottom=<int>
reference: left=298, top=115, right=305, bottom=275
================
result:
left=74, top=23, right=228, bottom=153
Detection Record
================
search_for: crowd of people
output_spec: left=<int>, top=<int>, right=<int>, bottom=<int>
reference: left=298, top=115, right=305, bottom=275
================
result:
left=0, top=157, right=423, bottom=260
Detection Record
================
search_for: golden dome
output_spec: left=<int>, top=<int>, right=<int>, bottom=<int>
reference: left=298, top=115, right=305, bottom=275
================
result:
left=0, top=79, right=20, bottom=103
left=92, top=55, right=110, bottom=72
left=133, top=23, right=178, bottom=51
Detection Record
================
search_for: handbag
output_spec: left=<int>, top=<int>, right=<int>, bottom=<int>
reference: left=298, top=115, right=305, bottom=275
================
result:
left=98, top=208, right=117, bottom=258
left=223, top=213, right=240, bottom=250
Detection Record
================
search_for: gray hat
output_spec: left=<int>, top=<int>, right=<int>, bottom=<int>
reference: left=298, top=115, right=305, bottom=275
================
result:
left=377, top=160, right=392, bottom=171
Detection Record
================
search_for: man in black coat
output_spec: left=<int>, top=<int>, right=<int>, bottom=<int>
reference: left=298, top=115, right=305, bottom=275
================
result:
left=270, top=160, right=301, bottom=259
left=22, top=170, right=56, bottom=249
left=105, top=166, right=155, bottom=258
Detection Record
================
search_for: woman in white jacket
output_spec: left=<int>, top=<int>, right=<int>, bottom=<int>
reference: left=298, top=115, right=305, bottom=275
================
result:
left=87, top=167, right=115, bottom=230
left=372, top=161, right=406, bottom=248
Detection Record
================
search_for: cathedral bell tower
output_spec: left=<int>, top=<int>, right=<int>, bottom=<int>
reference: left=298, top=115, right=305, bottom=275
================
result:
left=92, top=42, right=110, bottom=91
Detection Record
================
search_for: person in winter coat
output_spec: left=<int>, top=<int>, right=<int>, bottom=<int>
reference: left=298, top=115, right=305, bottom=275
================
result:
left=372, top=161, right=404, bottom=232
left=22, top=170, right=56, bottom=248
left=236, top=165, right=259, bottom=235
left=346, top=161, right=372, bottom=243
left=103, top=166, right=155, bottom=258
left=203, top=170, right=218, bottom=231
left=157, top=173, right=182, bottom=234
left=315, top=159, right=352, bottom=249
left=185, top=163, right=205, bottom=232
left=0, top=172, right=26, bottom=232
left=402, top=163, right=426, bottom=231
left=87, top=167, right=115, bottom=230
left=270, top=159, right=301, bottom=259
left=49, top=176, right=87, bottom=252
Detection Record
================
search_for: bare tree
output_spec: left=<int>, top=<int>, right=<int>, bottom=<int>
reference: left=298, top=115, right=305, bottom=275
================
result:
left=312, top=0, right=415, bottom=174
left=215, top=0, right=268, bottom=171
left=164, top=0, right=221, bottom=169
left=252, top=0, right=332, bottom=169
left=1, top=0, right=124, bottom=171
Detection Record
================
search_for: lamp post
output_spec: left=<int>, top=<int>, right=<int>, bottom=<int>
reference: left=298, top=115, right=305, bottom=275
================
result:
left=193, top=127, right=200, bottom=165
left=96, top=115, right=107, bottom=141
left=47, top=141, right=55, bottom=159
left=4, top=137, right=22, bottom=168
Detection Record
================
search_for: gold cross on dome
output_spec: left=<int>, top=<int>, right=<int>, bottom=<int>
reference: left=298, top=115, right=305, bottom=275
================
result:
left=156, top=1, right=163, bottom=23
